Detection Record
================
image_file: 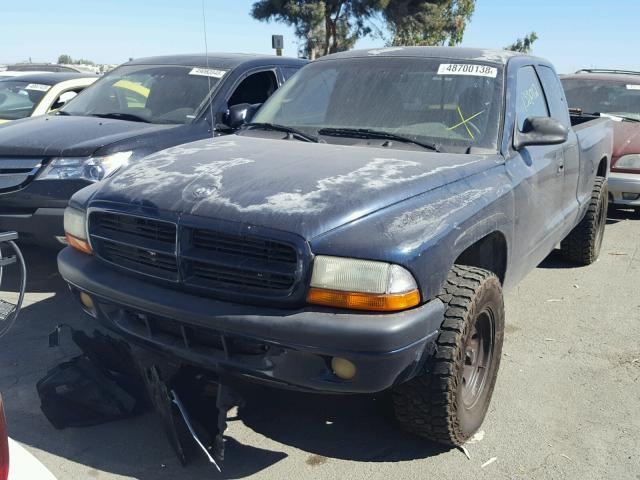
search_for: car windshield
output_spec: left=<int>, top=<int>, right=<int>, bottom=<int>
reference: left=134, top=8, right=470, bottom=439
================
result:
left=61, top=64, right=226, bottom=125
left=562, top=78, right=640, bottom=121
left=0, top=80, right=50, bottom=120
left=252, top=57, right=504, bottom=150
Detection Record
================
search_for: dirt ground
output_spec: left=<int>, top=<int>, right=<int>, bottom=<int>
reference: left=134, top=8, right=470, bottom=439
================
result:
left=0, top=208, right=638, bottom=480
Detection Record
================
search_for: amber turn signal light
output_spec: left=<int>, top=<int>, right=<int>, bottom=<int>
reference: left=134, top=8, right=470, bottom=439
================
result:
left=66, top=233, right=93, bottom=255
left=307, top=287, right=420, bottom=312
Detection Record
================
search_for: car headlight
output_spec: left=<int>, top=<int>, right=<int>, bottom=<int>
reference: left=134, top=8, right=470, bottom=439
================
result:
left=614, top=154, right=640, bottom=171
left=37, top=151, right=132, bottom=181
left=64, top=207, right=92, bottom=254
left=307, top=255, right=420, bottom=311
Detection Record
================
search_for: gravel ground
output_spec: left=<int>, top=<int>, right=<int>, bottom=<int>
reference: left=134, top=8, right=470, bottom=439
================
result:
left=0, top=208, right=638, bottom=480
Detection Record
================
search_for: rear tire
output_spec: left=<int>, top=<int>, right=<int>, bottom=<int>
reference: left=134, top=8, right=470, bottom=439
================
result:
left=560, top=176, right=608, bottom=265
left=392, top=265, right=504, bottom=446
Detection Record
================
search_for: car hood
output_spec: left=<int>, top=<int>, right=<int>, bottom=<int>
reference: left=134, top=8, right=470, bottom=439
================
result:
left=0, top=115, right=172, bottom=157
left=612, top=122, right=640, bottom=163
left=95, top=135, right=500, bottom=239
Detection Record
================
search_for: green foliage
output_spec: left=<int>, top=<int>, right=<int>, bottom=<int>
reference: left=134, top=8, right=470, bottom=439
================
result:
left=381, top=0, right=475, bottom=46
left=57, top=54, right=95, bottom=65
left=251, top=1, right=380, bottom=59
left=504, top=32, right=538, bottom=53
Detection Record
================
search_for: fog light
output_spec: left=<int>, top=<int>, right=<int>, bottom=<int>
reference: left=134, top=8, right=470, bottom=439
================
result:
left=79, top=292, right=94, bottom=311
left=622, top=192, right=640, bottom=201
left=331, top=357, right=357, bottom=380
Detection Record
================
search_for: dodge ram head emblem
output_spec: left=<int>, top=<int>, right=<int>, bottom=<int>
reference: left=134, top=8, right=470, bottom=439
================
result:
left=147, top=251, right=157, bottom=262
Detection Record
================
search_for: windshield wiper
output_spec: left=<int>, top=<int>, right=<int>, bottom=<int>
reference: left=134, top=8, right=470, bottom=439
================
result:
left=89, top=112, right=151, bottom=123
left=318, top=128, right=439, bottom=152
left=603, top=113, right=640, bottom=123
left=243, top=122, right=318, bottom=143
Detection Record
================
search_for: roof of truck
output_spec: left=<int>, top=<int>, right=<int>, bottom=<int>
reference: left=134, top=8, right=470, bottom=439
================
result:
left=124, top=53, right=307, bottom=69
left=561, top=71, right=640, bottom=84
left=317, top=46, right=528, bottom=65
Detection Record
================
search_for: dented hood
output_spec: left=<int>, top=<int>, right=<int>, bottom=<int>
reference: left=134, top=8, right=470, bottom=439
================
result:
left=95, top=135, right=499, bottom=239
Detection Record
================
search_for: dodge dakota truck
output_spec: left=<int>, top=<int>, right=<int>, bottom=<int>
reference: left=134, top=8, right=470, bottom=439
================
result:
left=58, top=47, right=612, bottom=446
left=0, top=53, right=306, bottom=246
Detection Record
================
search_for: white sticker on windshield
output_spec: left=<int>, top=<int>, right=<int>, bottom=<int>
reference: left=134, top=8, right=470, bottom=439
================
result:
left=437, top=64, right=497, bottom=78
left=189, top=67, right=226, bottom=78
left=25, top=83, right=51, bottom=92
left=627, top=84, right=640, bottom=90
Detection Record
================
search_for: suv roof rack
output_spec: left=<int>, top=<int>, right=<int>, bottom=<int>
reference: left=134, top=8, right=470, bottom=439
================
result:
left=575, top=69, right=640, bottom=76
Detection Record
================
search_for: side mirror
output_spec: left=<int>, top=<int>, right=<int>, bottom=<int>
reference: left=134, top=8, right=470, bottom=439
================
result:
left=223, top=102, right=262, bottom=129
left=514, top=117, right=568, bottom=150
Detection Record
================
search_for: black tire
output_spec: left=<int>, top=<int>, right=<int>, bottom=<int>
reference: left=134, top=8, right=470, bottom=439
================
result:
left=560, top=176, right=608, bottom=265
left=392, top=265, right=504, bottom=446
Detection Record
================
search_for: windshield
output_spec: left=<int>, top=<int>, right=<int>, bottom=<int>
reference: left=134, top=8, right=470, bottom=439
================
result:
left=0, top=80, right=50, bottom=120
left=253, top=57, right=504, bottom=150
left=61, top=64, right=226, bottom=125
left=562, top=78, right=640, bottom=120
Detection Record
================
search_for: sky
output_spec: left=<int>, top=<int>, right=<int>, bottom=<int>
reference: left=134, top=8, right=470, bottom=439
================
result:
left=1, top=0, right=639, bottom=74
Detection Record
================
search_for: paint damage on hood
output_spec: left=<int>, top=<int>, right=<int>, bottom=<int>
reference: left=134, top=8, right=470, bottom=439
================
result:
left=96, top=135, right=500, bottom=239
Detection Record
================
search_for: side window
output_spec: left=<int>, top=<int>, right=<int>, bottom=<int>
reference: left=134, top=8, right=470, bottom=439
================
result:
left=281, top=66, right=300, bottom=81
left=516, top=66, right=549, bottom=131
left=537, top=66, right=571, bottom=127
left=228, top=70, right=278, bottom=107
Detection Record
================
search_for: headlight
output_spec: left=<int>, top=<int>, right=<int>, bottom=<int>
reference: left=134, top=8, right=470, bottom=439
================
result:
left=37, top=151, right=132, bottom=181
left=614, top=154, right=640, bottom=171
left=63, top=207, right=92, bottom=254
left=307, top=255, right=420, bottom=311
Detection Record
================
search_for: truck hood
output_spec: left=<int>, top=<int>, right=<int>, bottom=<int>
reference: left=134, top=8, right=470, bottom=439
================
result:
left=96, top=135, right=500, bottom=239
left=0, top=115, right=171, bottom=157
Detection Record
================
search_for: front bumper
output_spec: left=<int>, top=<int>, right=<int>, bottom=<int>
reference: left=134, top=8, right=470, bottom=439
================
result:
left=58, top=247, right=444, bottom=394
left=0, top=208, right=65, bottom=246
left=608, top=171, right=640, bottom=207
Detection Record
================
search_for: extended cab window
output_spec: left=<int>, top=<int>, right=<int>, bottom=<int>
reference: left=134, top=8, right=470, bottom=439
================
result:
left=516, top=66, right=549, bottom=130
left=61, top=65, right=226, bottom=125
left=537, top=66, right=571, bottom=127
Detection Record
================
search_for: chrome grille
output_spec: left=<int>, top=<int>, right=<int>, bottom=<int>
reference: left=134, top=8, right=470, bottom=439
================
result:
left=0, top=158, right=43, bottom=193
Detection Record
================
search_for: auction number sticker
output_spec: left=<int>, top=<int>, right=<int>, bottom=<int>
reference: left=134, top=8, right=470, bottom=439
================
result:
left=437, top=64, right=497, bottom=78
left=25, top=83, right=51, bottom=92
left=189, top=67, right=227, bottom=78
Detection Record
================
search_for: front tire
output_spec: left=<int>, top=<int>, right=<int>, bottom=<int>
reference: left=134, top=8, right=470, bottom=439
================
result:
left=560, top=176, right=608, bottom=265
left=392, top=265, right=504, bottom=446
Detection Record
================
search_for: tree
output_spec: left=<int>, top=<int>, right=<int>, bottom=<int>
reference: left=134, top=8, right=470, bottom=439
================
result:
left=57, top=54, right=73, bottom=64
left=505, top=31, right=538, bottom=53
left=382, top=0, right=475, bottom=47
left=251, top=1, right=379, bottom=59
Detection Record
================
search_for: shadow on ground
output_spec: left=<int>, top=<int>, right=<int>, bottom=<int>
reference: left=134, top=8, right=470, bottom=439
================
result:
left=0, top=246, right=447, bottom=479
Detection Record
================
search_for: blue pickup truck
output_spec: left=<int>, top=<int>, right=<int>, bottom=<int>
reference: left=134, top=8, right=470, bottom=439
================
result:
left=58, top=47, right=612, bottom=446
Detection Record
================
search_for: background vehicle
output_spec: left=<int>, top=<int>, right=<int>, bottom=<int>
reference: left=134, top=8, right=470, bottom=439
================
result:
left=0, top=53, right=307, bottom=246
left=0, top=73, right=98, bottom=125
left=562, top=69, right=640, bottom=214
left=6, top=63, right=83, bottom=73
left=58, top=47, right=612, bottom=447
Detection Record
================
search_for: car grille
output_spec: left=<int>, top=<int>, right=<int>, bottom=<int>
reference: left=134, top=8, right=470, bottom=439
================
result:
left=89, top=211, right=302, bottom=300
left=0, top=158, right=43, bottom=193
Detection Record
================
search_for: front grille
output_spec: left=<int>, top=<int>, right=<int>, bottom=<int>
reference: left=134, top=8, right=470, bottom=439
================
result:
left=89, top=210, right=303, bottom=302
left=0, top=158, right=43, bottom=193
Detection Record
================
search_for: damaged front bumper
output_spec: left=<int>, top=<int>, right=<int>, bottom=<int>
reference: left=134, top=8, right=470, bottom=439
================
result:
left=58, top=247, right=444, bottom=394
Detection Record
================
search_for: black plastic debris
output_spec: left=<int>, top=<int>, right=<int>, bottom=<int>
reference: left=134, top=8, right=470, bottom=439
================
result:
left=37, top=328, right=149, bottom=429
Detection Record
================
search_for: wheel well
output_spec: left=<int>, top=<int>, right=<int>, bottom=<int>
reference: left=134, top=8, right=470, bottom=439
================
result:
left=454, top=231, right=507, bottom=284
left=597, top=157, right=608, bottom=178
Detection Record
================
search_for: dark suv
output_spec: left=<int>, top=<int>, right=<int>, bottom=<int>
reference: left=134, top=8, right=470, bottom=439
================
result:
left=0, top=53, right=306, bottom=246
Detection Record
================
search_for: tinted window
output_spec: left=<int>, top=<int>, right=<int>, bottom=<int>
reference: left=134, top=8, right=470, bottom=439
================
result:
left=228, top=71, right=277, bottom=107
left=562, top=78, right=640, bottom=120
left=516, top=66, right=549, bottom=130
left=537, top=66, right=571, bottom=127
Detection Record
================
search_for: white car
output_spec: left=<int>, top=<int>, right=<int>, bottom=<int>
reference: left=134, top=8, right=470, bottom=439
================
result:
left=1, top=395, right=57, bottom=480
left=0, top=73, right=97, bottom=125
